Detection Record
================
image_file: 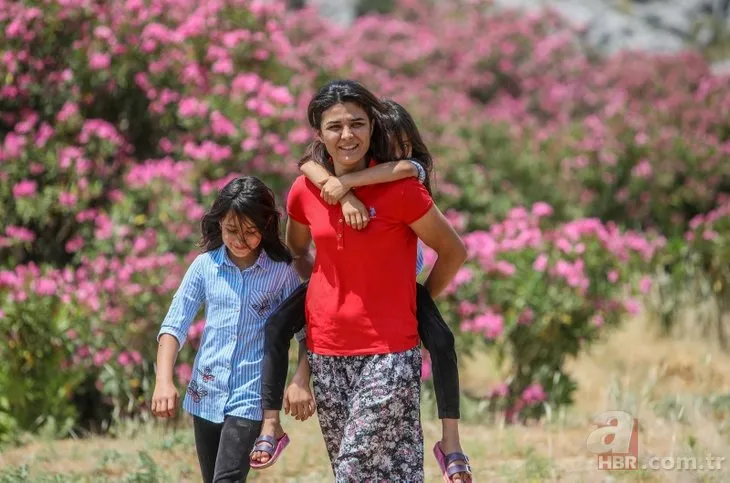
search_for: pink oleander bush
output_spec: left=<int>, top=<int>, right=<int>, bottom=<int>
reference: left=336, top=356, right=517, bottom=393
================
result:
left=651, top=196, right=730, bottom=343
left=1, top=0, right=728, bottom=437
left=421, top=203, right=664, bottom=421
left=0, top=0, right=312, bottom=436
left=285, top=0, right=730, bottom=234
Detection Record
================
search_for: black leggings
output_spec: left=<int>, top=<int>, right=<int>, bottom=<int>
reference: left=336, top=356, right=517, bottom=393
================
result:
left=261, top=282, right=460, bottom=419
left=193, top=415, right=263, bottom=483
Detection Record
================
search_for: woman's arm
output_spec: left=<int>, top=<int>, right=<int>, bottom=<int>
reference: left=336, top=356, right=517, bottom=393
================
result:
left=409, top=205, right=467, bottom=298
left=286, top=218, right=314, bottom=280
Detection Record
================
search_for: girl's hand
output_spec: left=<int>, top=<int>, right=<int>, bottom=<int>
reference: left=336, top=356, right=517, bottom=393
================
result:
left=340, top=193, right=369, bottom=230
left=320, top=177, right=349, bottom=205
left=151, top=380, right=179, bottom=418
left=283, top=376, right=315, bottom=421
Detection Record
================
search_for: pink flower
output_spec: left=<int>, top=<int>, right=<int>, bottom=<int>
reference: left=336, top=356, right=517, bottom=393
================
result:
left=458, top=300, right=477, bottom=317
left=178, top=97, right=208, bottom=118
left=518, top=307, right=534, bottom=325
left=607, top=270, right=619, bottom=283
left=89, top=53, right=111, bottom=70
left=92, top=348, right=113, bottom=367
left=473, top=311, right=504, bottom=340
left=493, top=260, right=516, bottom=276
left=591, top=314, right=605, bottom=327
left=187, top=319, right=206, bottom=342
left=532, top=254, right=548, bottom=272
left=210, top=111, right=237, bottom=137
left=176, top=363, right=192, bottom=384
left=445, top=267, right=473, bottom=294
left=117, top=352, right=132, bottom=367
left=624, top=299, right=641, bottom=315
left=639, top=276, right=653, bottom=294
left=212, top=58, right=233, bottom=74
left=231, top=73, right=260, bottom=94
left=6, top=226, right=35, bottom=242
left=57, top=102, right=79, bottom=122
left=632, top=159, right=652, bottom=179
left=267, top=86, right=293, bottom=105
left=65, top=235, right=85, bottom=252
left=33, top=278, right=57, bottom=296
left=59, top=192, right=77, bottom=207
left=531, top=202, right=553, bottom=218
left=13, top=180, right=37, bottom=198
left=521, top=383, right=547, bottom=405
left=488, top=383, right=509, bottom=399
left=288, top=127, right=312, bottom=144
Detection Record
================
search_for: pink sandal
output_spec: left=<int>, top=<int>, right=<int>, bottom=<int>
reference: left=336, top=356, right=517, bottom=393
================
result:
left=433, top=442, right=473, bottom=482
left=249, top=433, right=290, bottom=470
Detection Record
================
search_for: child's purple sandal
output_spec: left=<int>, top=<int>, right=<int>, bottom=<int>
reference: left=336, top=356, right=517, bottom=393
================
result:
left=249, top=433, right=290, bottom=470
left=433, top=442, right=473, bottom=482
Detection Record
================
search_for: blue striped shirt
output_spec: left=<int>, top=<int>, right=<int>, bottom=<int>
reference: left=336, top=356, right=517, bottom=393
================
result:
left=416, top=240, right=424, bottom=275
left=157, top=245, right=301, bottom=423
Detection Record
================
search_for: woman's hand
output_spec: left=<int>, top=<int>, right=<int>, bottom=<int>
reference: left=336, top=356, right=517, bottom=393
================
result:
left=340, top=193, right=369, bottom=230
left=283, top=375, right=316, bottom=421
left=320, top=177, right=350, bottom=205
left=151, top=379, right=179, bottom=418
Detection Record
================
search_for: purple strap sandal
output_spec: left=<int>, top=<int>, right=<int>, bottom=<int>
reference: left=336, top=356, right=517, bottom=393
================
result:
left=249, top=433, right=290, bottom=470
left=433, top=442, right=473, bottom=482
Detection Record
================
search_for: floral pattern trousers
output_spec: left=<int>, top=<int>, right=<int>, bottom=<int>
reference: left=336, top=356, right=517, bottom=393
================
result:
left=308, top=347, right=424, bottom=482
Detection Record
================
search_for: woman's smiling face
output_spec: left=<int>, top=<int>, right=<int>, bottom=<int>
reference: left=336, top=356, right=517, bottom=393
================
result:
left=318, top=102, right=373, bottom=171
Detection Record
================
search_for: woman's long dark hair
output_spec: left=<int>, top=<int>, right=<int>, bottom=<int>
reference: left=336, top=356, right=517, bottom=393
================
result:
left=299, top=79, right=390, bottom=170
left=380, top=99, right=434, bottom=195
left=198, top=176, right=292, bottom=264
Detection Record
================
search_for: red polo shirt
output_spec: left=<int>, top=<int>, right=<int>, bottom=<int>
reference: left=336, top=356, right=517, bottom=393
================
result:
left=287, top=174, right=434, bottom=356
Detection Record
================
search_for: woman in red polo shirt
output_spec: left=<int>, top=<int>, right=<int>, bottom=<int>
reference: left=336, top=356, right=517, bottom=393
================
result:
left=286, top=79, right=467, bottom=481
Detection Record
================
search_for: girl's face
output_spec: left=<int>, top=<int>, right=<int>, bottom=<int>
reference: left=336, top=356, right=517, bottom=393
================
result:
left=318, top=102, right=373, bottom=171
left=392, top=131, right=412, bottom=159
left=221, top=211, right=262, bottom=261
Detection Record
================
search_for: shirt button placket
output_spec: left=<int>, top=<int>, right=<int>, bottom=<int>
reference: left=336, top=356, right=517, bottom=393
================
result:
left=337, top=218, right=344, bottom=250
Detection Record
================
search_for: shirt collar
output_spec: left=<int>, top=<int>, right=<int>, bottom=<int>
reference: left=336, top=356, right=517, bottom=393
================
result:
left=212, top=245, right=270, bottom=271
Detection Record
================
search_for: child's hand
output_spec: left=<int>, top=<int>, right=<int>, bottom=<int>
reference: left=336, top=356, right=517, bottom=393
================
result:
left=320, top=177, right=349, bottom=205
left=340, top=193, right=369, bottom=230
left=151, top=380, right=179, bottom=418
left=283, top=376, right=315, bottom=422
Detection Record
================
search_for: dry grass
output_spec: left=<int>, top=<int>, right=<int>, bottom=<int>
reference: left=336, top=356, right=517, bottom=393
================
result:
left=2, top=312, right=730, bottom=482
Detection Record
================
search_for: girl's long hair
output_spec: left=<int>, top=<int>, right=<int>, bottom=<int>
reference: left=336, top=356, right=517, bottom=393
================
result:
left=380, top=99, right=434, bottom=195
left=198, top=176, right=292, bottom=264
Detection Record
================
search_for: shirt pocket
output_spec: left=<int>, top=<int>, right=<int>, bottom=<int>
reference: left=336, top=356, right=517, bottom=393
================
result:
left=248, top=289, right=281, bottom=321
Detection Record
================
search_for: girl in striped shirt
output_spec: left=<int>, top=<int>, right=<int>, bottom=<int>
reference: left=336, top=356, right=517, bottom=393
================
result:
left=151, top=176, right=313, bottom=483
